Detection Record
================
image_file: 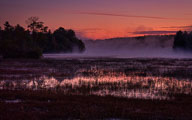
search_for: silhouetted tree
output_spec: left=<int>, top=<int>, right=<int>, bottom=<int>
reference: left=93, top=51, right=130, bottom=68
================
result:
left=26, top=17, right=48, bottom=33
left=0, top=17, right=85, bottom=58
left=173, top=30, right=192, bottom=51
left=0, top=26, right=2, bottom=55
left=52, top=27, right=85, bottom=53
left=4, top=21, right=14, bottom=31
left=0, top=22, right=42, bottom=58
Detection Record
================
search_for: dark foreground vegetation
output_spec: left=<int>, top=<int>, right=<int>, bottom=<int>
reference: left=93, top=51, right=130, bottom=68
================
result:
left=0, top=90, right=192, bottom=120
left=0, top=58, right=192, bottom=119
left=0, top=17, right=85, bottom=59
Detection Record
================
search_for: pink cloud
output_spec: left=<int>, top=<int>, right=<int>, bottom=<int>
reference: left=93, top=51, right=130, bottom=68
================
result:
left=133, top=30, right=177, bottom=35
left=76, top=12, right=174, bottom=20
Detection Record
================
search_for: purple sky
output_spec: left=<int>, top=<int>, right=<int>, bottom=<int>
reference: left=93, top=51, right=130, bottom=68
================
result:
left=1, top=0, right=192, bottom=39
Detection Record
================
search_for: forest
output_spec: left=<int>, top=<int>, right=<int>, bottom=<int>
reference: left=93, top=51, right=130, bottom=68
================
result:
left=173, top=31, right=192, bottom=51
left=0, top=17, right=191, bottom=59
left=0, top=17, right=85, bottom=59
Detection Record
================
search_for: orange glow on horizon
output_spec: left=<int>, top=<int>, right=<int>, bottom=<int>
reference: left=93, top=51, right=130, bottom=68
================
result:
left=1, top=0, right=192, bottom=40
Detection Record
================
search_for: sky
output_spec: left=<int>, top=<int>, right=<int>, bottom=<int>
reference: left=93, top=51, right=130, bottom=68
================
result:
left=0, top=0, right=192, bottom=39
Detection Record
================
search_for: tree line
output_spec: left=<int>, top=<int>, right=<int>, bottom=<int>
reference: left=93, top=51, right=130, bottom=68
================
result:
left=173, top=31, right=192, bottom=51
left=0, top=17, right=85, bottom=59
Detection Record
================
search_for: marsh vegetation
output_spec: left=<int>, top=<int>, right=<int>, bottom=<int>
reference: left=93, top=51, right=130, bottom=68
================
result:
left=0, top=58, right=192, bottom=119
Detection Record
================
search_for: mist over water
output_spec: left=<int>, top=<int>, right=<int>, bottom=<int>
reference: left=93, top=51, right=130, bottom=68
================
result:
left=44, top=36, right=192, bottom=59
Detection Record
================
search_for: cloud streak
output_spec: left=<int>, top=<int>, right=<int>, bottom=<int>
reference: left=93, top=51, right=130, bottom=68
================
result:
left=76, top=12, right=175, bottom=20
left=161, top=25, right=192, bottom=29
left=133, top=30, right=177, bottom=35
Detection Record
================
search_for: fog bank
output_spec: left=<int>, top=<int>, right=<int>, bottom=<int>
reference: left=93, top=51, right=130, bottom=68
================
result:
left=44, top=36, right=192, bottom=59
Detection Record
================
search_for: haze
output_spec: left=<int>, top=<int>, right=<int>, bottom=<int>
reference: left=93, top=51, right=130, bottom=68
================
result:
left=44, top=36, right=192, bottom=59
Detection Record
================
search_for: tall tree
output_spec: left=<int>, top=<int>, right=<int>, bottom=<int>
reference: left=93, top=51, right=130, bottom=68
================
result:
left=26, top=17, right=48, bottom=32
left=4, top=21, right=14, bottom=31
left=173, top=31, right=185, bottom=49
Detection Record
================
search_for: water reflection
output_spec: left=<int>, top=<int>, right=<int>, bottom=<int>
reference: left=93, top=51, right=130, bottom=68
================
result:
left=0, top=69, right=192, bottom=100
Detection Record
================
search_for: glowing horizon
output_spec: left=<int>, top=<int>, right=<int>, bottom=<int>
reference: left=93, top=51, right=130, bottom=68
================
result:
left=1, top=0, right=192, bottom=39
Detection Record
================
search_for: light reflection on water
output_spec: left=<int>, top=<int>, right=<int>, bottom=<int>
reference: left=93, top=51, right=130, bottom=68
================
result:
left=0, top=70, right=192, bottom=100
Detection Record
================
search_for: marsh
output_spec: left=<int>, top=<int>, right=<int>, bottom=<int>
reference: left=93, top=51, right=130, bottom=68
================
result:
left=1, top=57, right=192, bottom=119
